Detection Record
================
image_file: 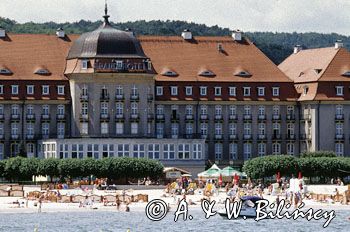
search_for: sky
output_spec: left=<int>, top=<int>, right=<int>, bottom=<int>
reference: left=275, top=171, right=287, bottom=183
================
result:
left=1, top=0, right=350, bottom=35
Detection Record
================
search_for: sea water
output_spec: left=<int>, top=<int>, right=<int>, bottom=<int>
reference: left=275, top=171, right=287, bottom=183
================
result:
left=0, top=209, right=349, bottom=232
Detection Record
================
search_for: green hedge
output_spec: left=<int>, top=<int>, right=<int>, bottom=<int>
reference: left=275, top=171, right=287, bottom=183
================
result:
left=0, top=157, right=164, bottom=182
left=243, top=154, right=350, bottom=179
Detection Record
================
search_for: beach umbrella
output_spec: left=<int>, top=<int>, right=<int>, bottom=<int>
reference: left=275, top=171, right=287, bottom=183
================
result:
left=220, top=166, right=243, bottom=177
left=181, top=174, right=192, bottom=177
left=197, top=168, right=220, bottom=178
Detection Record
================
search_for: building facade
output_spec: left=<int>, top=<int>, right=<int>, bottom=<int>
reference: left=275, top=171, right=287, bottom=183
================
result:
left=0, top=10, right=349, bottom=174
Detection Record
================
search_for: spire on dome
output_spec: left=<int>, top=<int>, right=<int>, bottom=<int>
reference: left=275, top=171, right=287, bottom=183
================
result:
left=103, top=0, right=110, bottom=25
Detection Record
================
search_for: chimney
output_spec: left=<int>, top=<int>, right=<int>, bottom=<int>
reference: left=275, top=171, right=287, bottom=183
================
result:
left=125, top=28, right=135, bottom=36
left=335, top=40, right=343, bottom=49
left=217, top=43, right=224, bottom=52
left=181, top=29, right=192, bottom=40
left=293, top=45, right=302, bottom=54
left=56, top=27, right=65, bottom=38
left=0, top=27, right=5, bottom=38
left=232, top=29, right=242, bottom=41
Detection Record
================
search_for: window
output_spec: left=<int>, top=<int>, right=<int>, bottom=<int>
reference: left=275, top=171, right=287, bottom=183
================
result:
left=81, top=122, right=88, bottom=135
left=200, top=105, right=207, bottom=115
left=11, top=123, right=19, bottom=136
left=57, top=85, right=65, bottom=95
left=131, top=85, right=138, bottom=96
left=26, top=123, right=34, bottom=137
left=0, top=85, right=3, bottom=94
left=336, top=105, right=343, bottom=115
left=148, top=144, right=159, bottom=159
left=178, top=144, right=190, bottom=159
left=101, top=122, right=109, bottom=135
left=229, top=105, right=236, bottom=115
left=116, top=123, right=124, bottom=135
left=82, top=60, right=88, bottom=69
left=26, top=105, right=34, bottom=115
left=0, top=105, right=3, bottom=115
left=287, top=123, right=294, bottom=137
left=11, top=104, right=19, bottom=115
left=243, top=143, right=251, bottom=160
left=185, top=105, right=193, bottom=115
left=116, top=60, right=123, bottom=69
left=42, top=105, right=49, bottom=115
left=272, top=143, right=281, bottom=155
left=273, top=122, right=281, bottom=136
left=42, top=123, right=50, bottom=136
left=78, top=144, right=84, bottom=159
left=0, top=143, right=3, bottom=160
left=287, top=105, right=295, bottom=115
left=193, top=144, right=202, bottom=159
left=156, top=105, right=164, bottom=115
left=215, top=123, right=222, bottom=135
left=101, top=102, right=108, bottom=115
left=258, top=123, right=265, bottom=135
left=156, top=86, right=163, bottom=96
left=257, top=87, right=265, bottom=96
left=215, top=105, right=222, bottom=115
left=131, top=102, right=138, bottom=115
left=115, top=102, right=123, bottom=115
left=185, top=86, right=192, bottom=96
left=57, top=105, right=65, bottom=115
left=156, top=123, right=164, bottom=138
left=244, top=123, right=251, bottom=135
left=272, top=87, right=280, bottom=96
left=42, top=85, right=49, bottom=95
left=258, top=105, right=265, bottom=115
left=133, top=144, right=145, bottom=158
left=229, top=87, right=236, bottom=96
left=244, top=105, right=251, bottom=115
left=131, top=122, right=138, bottom=134
left=215, top=143, right=223, bottom=160
left=200, top=86, right=207, bottom=96
left=117, top=144, right=129, bottom=157
left=303, top=86, right=309, bottom=95
left=336, top=86, right=344, bottom=96
left=81, top=103, right=88, bottom=116
left=287, top=143, right=294, bottom=155
left=214, top=87, right=222, bottom=96
left=258, top=143, right=266, bottom=156
left=243, top=87, right=251, bottom=96
left=336, top=123, right=343, bottom=135
left=102, top=144, right=114, bottom=158
left=87, top=144, right=99, bottom=159
left=335, top=143, right=344, bottom=156
left=116, top=85, right=123, bottom=96
left=200, top=123, right=208, bottom=137
left=171, top=123, right=179, bottom=138
left=170, top=86, right=178, bottom=96
left=163, top=144, right=175, bottom=159
left=26, top=143, right=35, bottom=157
left=229, top=123, right=237, bottom=135
left=57, top=123, right=65, bottom=139
left=12, top=85, right=19, bottom=95
left=27, top=85, right=34, bottom=95
left=229, top=143, right=238, bottom=160
left=273, top=105, right=280, bottom=115
left=186, top=123, right=193, bottom=136
left=0, top=123, right=4, bottom=136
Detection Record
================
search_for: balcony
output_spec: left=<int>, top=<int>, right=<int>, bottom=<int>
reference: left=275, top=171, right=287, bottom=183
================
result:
left=335, top=114, right=344, bottom=121
left=286, top=134, right=296, bottom=140
left=243, top=134, right=252, bottom=140
left=300, top=114, right=311, bottom=121
left=214, top=114, right=223, bottom=121
left=41, top=114, right=51, bottom=122
left=185, top=114, right=194, bottom=121
left=130, top=94, right=139, bottom=101
left=257, top=134, right=267, bottom=140
left=100, top=114, right=110, bottom=121
left=0, top=134, right=4, bottom=140
left=272, top=114, right=281, bottom=121
left=11, top=114, right=20, bottom=121
left=229, top=114, right=238, bottom=121
left=115, top=114, right=125, bottom=121
left=229, top=134, right=238, bottom=140
left=130, top=114, right=139, bottom=121
left=80, top=94, right=88, bottom=102
left=200, top=114, right=209, bottom=121
left=300, top=134, right=311, bottom=141
left=258, top=114, right=266, bottom=121
left=56, top=114, right=66, bottom=121
left=335, top=134, right=345, bottom=141
left=171, top=115, right=180, bottom=122
left=214, top=134, right=223, bottom=140
left=100, top=94, right=110, bottom=101
left=26, top=114, right=36, bottom=121
left=147, top=94, right=154, bottom=102
left=79, top=114, right=89, bottom=122
left=243, top=114, right=252, bottom=121
left=115, top=94, right=124, bottom=101
left=185, top=134, right=194, bottom=139
left=272, top=134, right=282, bottom=140
left=156, top=114, right=165, bottom=121
left=201, top=134, right=208, bottom=139
left=286, top=114, right=296, bottom=121
left=11, top=134, right=20, bottom=140
left=0, top=114, right=4, bottom=121
left=147, top=114, right=154, bottom=121
left=26, top=134, right=35, bottom=140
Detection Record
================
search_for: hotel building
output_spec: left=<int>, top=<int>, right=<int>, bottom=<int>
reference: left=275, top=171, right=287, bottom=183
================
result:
left=0, top=9, right=349, bottom=174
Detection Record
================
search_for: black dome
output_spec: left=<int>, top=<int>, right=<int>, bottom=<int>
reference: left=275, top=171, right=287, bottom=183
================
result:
left=67, top=21, right=147, bottom=60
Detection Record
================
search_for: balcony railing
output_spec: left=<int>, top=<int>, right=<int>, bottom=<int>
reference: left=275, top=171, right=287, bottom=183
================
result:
left=243, top=114, right=252, bottom=120
left=229, top=114, right=238, bottom=121
left=80, top=94, right=88, bottom=101
left=335, top=114, right=344, bottom=120
left=171, top=115, right=180, bottom=121
left=130, top=94, right=139, bottom=101
left=130, top=114, right=139, bottom=120
left=26, top=114, right=36, bottom=120
left=156, top=114, right=165, bottom=120
left=229, top=134, right=238, bottom=140
left=214, top=114, right=223, bottom=120
left=147, top=114, right=154, bottom=121
left=258, top=114, right=266, bottom=120
left=79, top=114, right=89, bottom=121
left=272, top=134, right=282, bottom=140
left=201, top=134, right=208, bottom=139
left=286, top=114, right=296, bottom=121
left=215, top=134, right=223, bottom=140
left=257, top=134, right=266, bottom=140
left=100, top=94, right=110, bottom=101
left=335, top=134, right=345, bottom=140
left=11, top=134, right=20, bottom=140
left=115, top=114, right=125, bottom=120
left=41, top=114, right=51, bottom=121
left=272, top=114, right=281, bottom=120
left=0, top=114, right=4, bottom=120
left=147, top=94, right=154, bottom=101
left=200, top=114, right=209, bottom=120
left=286, top=134, right=296, bottom=140
left=243, top=134, right=252, bottom=140
left=56, top=114, right=66, bottom=120
left=26, top=134, right=35, bottom=140
left=115, top=94, right=124, bottom=101
left=0, top=134, right=4, bottom=140
left=100, top=114, right=110, bottom=121
left=185, top=114, right=194, bottom=120
left=11, top=114, right=20, bottom=121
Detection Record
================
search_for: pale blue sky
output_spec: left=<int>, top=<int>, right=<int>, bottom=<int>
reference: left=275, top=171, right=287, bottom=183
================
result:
left=1, top=0, right=349, bottom=34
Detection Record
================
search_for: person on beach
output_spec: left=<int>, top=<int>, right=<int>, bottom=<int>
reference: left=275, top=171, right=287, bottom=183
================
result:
left=38, top=197, right=43, bottom=213
left=116, top=197, right=121, bottom=211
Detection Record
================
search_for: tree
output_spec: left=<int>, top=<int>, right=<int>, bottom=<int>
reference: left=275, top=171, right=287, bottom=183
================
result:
left=58, top=159, right=83, bottom=180
left=37, top=158, right=60, bottom=182
left=4, top=157, right=24, bottom=181
left=19, top=158, right=40, bottom=181
left=299, top=151, right=336, bottom=158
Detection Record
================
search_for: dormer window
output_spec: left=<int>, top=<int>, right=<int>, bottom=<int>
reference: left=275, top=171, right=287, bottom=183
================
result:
left=82, top=60, right=89, bottom=70
left=235, top=71, right=251, bottom=77
left=243, top=87, right=251, bottom=96
left=336, top=86, right=344, bottom=96
left=314, top=69, right=322, bottom=75
left=170, top=86, right=178, bottom=96
left=257, top=87, right=265, bottom=96
left=12, top=85, right=19, bottom=95
left=342, top=71, right=350, bottom=77
left=162, top=70, right=178, bottom=77
left=303, top=86, right=309, bottom=96
left=185, top=86, right=193, bottom=96
left=199, top=70, right=216, bottom=77
left=0, top=68, right=12, bottom=75
left=35, top=69, right=50, bottom=75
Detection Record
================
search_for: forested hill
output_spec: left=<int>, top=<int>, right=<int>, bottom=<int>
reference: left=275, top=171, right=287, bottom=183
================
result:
left=1, top=17, right=350, bottom=64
